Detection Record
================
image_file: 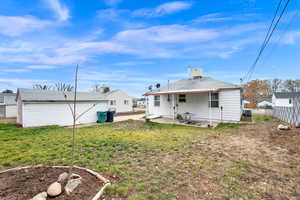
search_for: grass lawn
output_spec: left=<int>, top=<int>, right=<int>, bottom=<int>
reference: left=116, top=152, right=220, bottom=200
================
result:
left=1, top=117, right=299, bottom=199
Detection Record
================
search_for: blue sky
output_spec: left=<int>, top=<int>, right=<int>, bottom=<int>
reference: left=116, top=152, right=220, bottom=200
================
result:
left=0, top=0, right=299, bottom=96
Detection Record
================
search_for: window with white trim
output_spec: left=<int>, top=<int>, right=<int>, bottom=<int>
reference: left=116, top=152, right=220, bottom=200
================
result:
left=124, top=100, right=129, bottom=105
left=154, top=95, right=160, bottom=107
left=209, top=93, right=219, bottom=108
left=110, top=100, right=116, bottom=106
left=179, top=94, right=186, bottom=103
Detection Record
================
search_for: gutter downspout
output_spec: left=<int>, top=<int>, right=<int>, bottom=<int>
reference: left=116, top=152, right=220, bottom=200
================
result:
left=209, top=92, right=212, bottom=126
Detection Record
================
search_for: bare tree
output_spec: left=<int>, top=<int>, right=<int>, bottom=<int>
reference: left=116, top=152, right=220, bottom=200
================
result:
left=283, top=79, right=297, bottom=92
left=295, top=79, right=300, bottom=92
left=33, top=84, right=52, bottom=90
left=55, top=83, right=74, bottom=92
left=270, top=78, right=282, bottom=94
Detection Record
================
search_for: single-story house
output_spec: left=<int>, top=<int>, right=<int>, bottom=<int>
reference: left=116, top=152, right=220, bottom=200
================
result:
left=0, top=93, right=17, bottom=118
left=144, top=68, right=242, bottom=123
left=136, top=98, right=146, bottom=107
left=257, top=100, right=273, bottom=108
left=17, top=88, right=109, bottom=127
left=257, top=95, right=272, bottom=108
left=104, top=90, right=133, bottom=113
left=272, top=92, right=300, bottom=107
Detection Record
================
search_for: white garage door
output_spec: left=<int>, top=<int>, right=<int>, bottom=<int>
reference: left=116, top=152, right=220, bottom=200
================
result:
left=22, top=101, right=108, bottom=127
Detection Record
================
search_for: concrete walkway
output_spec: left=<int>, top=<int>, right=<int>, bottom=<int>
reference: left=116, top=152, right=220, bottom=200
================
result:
left=66, top=114, right=145, bottom=128
left=114, top=114, right=145, bottom=122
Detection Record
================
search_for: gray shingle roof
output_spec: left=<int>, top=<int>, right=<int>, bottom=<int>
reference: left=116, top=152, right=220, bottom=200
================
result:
left=150, top=76, right=240, bottom=93
left=0, top=93, right=16, bottom=105
left=17, top=88, right=108, bottom=102
left=274, top=92, right=300, bottom=99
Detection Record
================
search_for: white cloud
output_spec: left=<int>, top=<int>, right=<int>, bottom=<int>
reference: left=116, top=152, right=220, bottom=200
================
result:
left=112, top=61, right=154, bottom=66
left=0, top=78, right=46, bottom=91
left=115, top=25, right=219, bottom=43
left=104, top=0, right=122, bottom=6
left=133, top=1, right=191, bottom=18
left=193, top=13, right=234, bottom=23
left=282, top=31, right=300, bottom=44
left=0, top=15, right=51, bottom=37
left=27, top=65, right=57, bottom=69
left=44, top=0, right=70, bottom=21
left=0, top=68, right=29, bottom=73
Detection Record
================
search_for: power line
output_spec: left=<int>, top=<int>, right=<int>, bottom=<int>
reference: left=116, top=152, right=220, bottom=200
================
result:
left=243, top=0, right=283, bottom=81
left=260, top=4, right=300, bottom=68
left=243, top=0, right=291, bottom=82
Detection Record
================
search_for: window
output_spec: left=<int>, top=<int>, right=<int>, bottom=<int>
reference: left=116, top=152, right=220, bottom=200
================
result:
left=154, top=95, right=160, bottom=107
left=289, top=99, right=292, bottom=104
left=209, top=93, right=219, bottom=108
left=179, top=94, right=186, bottom=103
left=124, top=100, right=129, bottom=105
left=110, top=100, right=116, bottom=106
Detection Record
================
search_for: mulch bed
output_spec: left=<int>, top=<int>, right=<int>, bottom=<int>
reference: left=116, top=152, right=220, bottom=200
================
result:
left=0, top=166, right=105, bottom=200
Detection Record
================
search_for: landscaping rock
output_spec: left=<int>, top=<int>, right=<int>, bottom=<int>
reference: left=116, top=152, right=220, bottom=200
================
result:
left=58, top=172, right=68, bottom=182
left=30, top=192, right=47, bottom=200
left=277, top=124, right=290, bottom=130
left=65, top=173, right=82, bottom=195
left=47, top=182, right=62, bottom=197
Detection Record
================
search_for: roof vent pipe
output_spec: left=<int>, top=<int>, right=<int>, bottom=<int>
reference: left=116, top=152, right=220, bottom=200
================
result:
left=191, top=68, right=203, bottom=79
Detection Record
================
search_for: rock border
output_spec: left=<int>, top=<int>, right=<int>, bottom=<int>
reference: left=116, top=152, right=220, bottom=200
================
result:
left=0, top=164, right=111, bottom=200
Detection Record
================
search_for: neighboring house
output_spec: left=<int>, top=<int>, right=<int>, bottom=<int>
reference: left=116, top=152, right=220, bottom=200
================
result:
left=104, top=90, right=133, bottom=113
left=257, top=95, right=272, bottom=108
left=144, top=68, right=242, bottom=123
left=16, top=88, right=109, bottom=127
left=257, top=101, right=273, bottom=108
left=272, top=92, right=300, bottom=107
left=0, top=93, right=17, bottom=118
left=137, top=98, right=146, bottom=107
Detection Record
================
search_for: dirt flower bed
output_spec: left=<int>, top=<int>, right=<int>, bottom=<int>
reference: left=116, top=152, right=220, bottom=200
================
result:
left=0, top=166, right=105, bottom=200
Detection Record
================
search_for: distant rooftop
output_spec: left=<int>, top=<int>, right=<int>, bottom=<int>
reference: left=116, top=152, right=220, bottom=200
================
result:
left=17, top=88, right=108, bottom=102
left=274, top=92, right=300, bottom=99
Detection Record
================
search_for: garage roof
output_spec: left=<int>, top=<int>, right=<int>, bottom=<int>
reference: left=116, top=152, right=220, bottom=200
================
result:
left=17, top=88, right=108, bottom=102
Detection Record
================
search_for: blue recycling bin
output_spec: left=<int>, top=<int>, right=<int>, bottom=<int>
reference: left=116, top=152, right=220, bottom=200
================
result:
left=106, top=111, right=115, bottom=122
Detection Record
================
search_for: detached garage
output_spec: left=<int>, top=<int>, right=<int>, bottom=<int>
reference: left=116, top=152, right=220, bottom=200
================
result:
left=0, top=93, right=17, bottom=118
left=16, top=88, right=109, bottom=127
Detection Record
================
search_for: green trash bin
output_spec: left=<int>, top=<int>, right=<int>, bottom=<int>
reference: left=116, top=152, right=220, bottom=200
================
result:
left=97, top=111, right=107, bottom=123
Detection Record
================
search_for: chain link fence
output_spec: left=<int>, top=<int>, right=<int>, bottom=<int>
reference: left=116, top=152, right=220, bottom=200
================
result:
left=273, top=96, right=300, bottom=126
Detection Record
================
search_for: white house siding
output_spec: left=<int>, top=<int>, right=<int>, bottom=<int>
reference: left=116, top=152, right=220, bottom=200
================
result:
left=107, top=90, right=133, bottom=113
left=5, top=105, right=17, bottom=118
left=219, top=89, right=242, bottom=122
left=17, top=95, right=23, bottom=124
left=272, top=95, right=292, bottom=107
left=0, top=105, right=4, bottom=117
left=22, top=101, right=108, bottom=127
left=147, top=89, right=241, bottom=122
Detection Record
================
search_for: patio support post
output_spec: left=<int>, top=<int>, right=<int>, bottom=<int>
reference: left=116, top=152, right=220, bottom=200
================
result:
left=173, top=94, right=175, bottom=120
left=209, top=91, right=212, bottom=126
left=146, top=96, right=149, bottom=117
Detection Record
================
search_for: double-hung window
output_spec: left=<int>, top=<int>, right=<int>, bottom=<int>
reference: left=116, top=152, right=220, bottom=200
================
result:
left=209, top=93, right=219, bottom=108
left=179, top=94, right=186, bottom=103
left=154, top=95, right=160, bottom=107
